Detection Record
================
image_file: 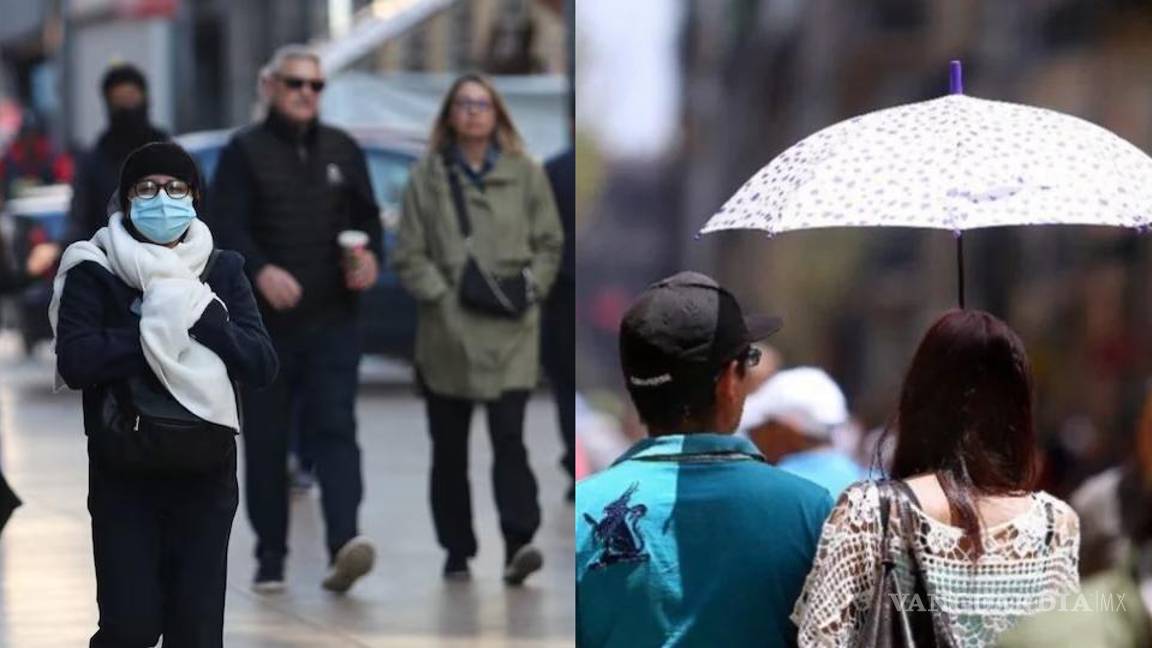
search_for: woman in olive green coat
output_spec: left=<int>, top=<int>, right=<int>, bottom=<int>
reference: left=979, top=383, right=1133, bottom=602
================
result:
left=392, top=73, right=563, bottom=584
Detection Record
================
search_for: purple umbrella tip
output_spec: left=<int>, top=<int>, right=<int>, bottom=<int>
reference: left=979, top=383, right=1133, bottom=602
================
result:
left=950, top=60, right=963, bottom=95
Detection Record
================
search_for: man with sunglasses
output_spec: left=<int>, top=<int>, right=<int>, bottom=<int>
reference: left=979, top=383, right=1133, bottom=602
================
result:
left=575, top=272, right=834, bottom=647
left=206, top=45, right=382, bottom=595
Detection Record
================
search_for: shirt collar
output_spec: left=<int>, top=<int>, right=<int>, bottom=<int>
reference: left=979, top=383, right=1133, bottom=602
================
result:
left=613, top=433, right=764, bottom=466
left=452, top=141, right=501, bottom=184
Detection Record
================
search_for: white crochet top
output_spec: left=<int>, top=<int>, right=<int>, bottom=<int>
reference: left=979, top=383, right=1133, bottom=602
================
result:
left=791, top=481, right=1080, bottom=647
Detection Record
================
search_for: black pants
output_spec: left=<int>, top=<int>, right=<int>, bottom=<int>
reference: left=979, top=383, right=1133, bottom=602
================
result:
left=242, top=319, right=362, bottom=564
left=426, top=389, right=540, bottom=559
left=88, top=445, right=238, bottom=648
left=542, top=278, right=575, bottom=479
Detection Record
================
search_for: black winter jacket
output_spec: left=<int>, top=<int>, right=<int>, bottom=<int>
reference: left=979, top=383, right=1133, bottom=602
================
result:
left=55, top=250, right=278, bottom=438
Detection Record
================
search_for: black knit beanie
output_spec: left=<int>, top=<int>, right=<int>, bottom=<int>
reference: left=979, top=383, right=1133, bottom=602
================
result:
left=118, top=141, right=202, bottom=216
left=101, top=64, right=149, bottom=98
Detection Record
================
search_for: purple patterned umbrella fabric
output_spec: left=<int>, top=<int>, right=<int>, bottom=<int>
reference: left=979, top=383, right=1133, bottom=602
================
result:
left=701, top=94, right=1152, bottom=236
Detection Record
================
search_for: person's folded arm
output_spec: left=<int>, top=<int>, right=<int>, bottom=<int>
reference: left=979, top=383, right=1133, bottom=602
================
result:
left=55, top=262, right=149, bottom=389
left=188, top=254, right=278, bottom=388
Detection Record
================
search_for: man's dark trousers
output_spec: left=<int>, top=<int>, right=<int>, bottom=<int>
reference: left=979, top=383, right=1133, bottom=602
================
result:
left=88, top=447, right=238, bottom=648
left=242, top=318, right=363, bottom=567
left=542, top=276, right=575, bottom=479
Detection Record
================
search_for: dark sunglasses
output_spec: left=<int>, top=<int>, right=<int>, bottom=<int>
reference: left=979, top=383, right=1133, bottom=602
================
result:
left=133, top=179, right=192, bottom=200
left=279, top=75, right=326, bottom=93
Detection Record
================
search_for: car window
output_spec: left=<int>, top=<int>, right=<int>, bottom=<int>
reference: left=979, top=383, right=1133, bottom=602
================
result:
left=365, top=149, right=414, bottom=210
left=192, top=148, right=222, bottom=185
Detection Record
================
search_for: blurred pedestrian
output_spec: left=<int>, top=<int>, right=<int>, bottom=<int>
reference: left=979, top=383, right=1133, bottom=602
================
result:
left=392, top=72, right=563, bottom=584
left=1068, top=384, right=1152, bottom=576
left=0, top=110, right=73, bottom=201
left=543, top=128, right=575, bottom=501
left=50, top=142, right=277, bottom=647
left=738, top=366, right=865, bottom=497
left=576, top=272, right=833, bottom=646
left=793, top=310, right=1081, bottom=646
left=66, top=64, right=169, bottom=243
left=996, top=454, right=1152, bottom=647
left=0, top=225, right=59, bottom=538
left=206, top=45, right=382, bottom=594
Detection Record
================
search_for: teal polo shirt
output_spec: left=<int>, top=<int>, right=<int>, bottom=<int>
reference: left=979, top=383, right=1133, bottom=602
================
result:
left=576, top=434, right=834, bottom=647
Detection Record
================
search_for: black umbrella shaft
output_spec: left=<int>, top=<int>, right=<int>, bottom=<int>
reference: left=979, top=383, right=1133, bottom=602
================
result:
left=957, top=233, right=966, bottom=309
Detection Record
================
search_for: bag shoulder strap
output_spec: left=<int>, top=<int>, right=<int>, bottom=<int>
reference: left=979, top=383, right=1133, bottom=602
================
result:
left=889, top=479, right=922, bottom=508
left=199, top=249, right=221, bottom=283
left=441, top=151, right=472, bottom=240
left=875, top=481, right=896, bottom=557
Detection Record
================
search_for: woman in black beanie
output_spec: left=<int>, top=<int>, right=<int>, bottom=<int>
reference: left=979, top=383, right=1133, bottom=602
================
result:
left=50, top=142, right=278, bottom=647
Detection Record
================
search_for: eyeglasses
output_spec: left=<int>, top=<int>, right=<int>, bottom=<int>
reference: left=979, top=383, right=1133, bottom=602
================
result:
left=453, top=98, right=494, bottom=114
left=278, top=75, right=326, bottom=93
left=739, top=345, right=763, bottom=370
left=712, top=346, right=763, bottom=383
left=133, top=179, right=192, bottom=200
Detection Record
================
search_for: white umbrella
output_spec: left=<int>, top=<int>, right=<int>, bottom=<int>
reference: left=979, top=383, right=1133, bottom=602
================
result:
left=700, top=61, right=1152, bottom=306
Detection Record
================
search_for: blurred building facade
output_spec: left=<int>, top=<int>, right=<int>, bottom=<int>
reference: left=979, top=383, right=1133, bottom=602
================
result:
left=0, top=0, right=568, bottom=148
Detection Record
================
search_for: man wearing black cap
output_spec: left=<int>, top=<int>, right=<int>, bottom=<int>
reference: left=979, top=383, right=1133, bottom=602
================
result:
left=575, top=271, right=834, bottom=647
left=66, top=63, right=169, bottom=244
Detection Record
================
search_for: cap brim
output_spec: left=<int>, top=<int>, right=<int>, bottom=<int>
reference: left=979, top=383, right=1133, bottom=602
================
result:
left=744, top=314, right=783, bottom=342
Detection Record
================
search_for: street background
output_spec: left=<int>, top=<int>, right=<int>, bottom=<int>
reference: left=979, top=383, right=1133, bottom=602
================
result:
left=0, top=0, right=575, bottom=645
left=574, top=0, right=1152, bottom=497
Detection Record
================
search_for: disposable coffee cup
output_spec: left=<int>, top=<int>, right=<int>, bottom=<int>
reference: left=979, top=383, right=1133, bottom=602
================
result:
left=338, top=230, right=369, bottom=269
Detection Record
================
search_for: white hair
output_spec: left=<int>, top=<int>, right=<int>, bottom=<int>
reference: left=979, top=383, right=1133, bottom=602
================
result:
left=259, top=44, right=322, bottom=83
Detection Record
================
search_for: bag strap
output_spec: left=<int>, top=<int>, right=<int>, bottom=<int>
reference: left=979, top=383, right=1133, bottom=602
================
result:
left=199, top=249, right=220, bottom=283
left=441, top=151, right=472, bottom=241
left=876, top=481, right=897, bottom=559
left=1044, top=499, right=1055, bottom=550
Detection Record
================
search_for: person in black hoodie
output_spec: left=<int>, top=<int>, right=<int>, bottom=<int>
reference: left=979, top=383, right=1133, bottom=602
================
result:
left=52, top=142, right=277, bottom=647
left=65, top=64, right=169, bottom=244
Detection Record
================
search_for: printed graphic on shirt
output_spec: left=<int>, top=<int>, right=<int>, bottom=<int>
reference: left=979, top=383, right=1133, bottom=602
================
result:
left=583, top=482, right=650, bottom=570
left=326, top=163, right=345, bottom=186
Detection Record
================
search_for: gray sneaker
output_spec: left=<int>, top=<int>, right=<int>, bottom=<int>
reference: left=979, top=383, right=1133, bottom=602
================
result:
left=322, top=536, right=376, bottom=593
left=502, top=545, right=543, bottom=586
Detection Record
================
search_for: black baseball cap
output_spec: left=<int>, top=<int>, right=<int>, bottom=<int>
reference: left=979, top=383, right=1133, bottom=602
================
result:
left=620, top=272, right=782, bottom=392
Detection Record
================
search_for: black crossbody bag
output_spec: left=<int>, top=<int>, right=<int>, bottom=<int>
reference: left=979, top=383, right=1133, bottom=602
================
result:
left=442, top=152, right=532, bottom=319
left=95, top=250, right=238, bottom=476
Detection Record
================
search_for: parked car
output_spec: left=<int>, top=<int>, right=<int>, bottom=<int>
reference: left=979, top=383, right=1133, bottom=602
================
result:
left=0, top=184, right=70, bottom=355
left=177, top=127, right=423, bottom=360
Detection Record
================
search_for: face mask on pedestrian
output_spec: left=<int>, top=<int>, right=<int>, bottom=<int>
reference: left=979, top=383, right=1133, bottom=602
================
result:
left=108, top=104, right=149, bottom=133
left=129, top=193, right=195, bottom=244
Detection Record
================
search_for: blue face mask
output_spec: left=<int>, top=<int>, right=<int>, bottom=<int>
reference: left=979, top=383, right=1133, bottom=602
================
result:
left=129, top=193, right=196, bottom=244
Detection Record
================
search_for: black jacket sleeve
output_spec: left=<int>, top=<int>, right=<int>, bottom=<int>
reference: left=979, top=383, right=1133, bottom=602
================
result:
left=345, top=140, right=384, bottom=263
left=64, top=153, right=101, bottom=245
left=189, top=251, right=278, bottom=388
left=205, top=139, right=270, bottom=279
left=55, top=262, right=149, bottom=389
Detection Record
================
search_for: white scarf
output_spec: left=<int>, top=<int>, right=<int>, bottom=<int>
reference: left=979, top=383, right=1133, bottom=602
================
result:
left=49, top=213, right=239, bottom=431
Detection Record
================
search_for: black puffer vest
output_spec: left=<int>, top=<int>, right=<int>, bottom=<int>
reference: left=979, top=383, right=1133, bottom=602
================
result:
left=233, top=113, right=364, bottom=328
